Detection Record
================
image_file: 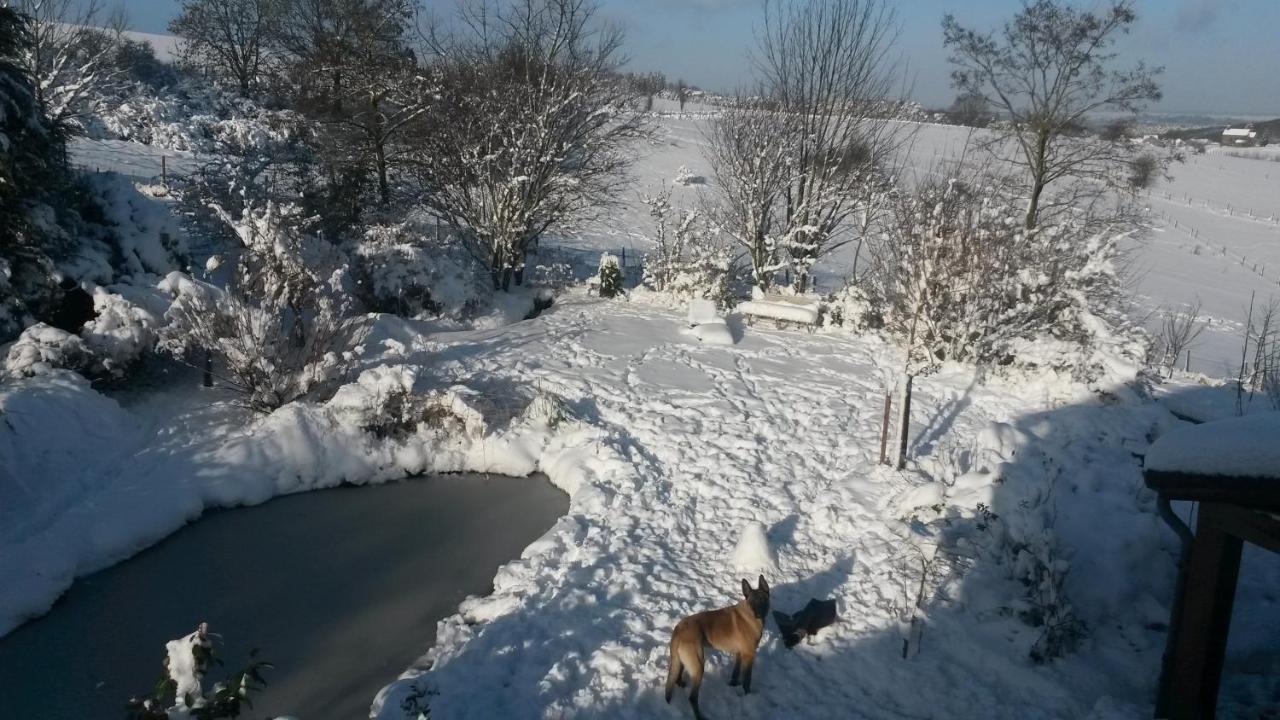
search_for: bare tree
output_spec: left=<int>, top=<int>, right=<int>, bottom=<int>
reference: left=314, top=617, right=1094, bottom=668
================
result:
left=1235, top=295, right=1280, bottom=414
left=1152, top=299, right=1206, bottom=375
left=411, top=0, right=644, bottom=290
left=943, top=0, right=1162, bottom=229
left=948, top=90, right=990, bottom=128
left=310, top=0, right=427, bottom=205
left=169, top=0, right=278, bottom=95
left=11, top=0, right=125, bottom=131
left=675, top=77, right=687, bottom=112
left=703, top=101, right=793, bottom=292
left=275, top=0, right=414, bottom=109
left=753, top=0, right=904, bottom=292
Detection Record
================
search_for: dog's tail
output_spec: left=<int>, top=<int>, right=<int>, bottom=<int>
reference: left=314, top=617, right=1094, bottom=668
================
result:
left=664, top=644, right=683, bottom=703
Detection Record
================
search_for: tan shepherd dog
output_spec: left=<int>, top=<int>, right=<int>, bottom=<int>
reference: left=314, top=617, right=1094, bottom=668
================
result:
left=664, top=576, right=770, bottom=719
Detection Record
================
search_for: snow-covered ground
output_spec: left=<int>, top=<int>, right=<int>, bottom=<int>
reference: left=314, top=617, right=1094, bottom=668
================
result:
left=6, top=113, right=1274, bottom=719
left=8, top=293, right=1277, bottom=718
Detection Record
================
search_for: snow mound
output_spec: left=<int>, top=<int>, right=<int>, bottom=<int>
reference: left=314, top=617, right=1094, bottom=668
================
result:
left=731, top=521, right=777, bottom=574
left=690, top=322, right=734, bottom=345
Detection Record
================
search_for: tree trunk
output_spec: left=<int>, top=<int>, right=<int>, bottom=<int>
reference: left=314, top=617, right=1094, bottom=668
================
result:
left=375, top=142, right=389, bottom=206
left=1025, top=178, right=1045, bottom=230
left=1025, top=130, right=1051, bottom=229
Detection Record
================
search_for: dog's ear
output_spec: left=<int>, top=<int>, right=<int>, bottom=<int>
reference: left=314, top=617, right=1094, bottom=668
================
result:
left=742, top=578, right=752, bottom=598
left=757, top=575, right=769, bottom=594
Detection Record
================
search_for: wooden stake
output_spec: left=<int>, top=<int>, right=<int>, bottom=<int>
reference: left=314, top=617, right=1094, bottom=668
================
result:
left=878, top=391, right=893, bottom=465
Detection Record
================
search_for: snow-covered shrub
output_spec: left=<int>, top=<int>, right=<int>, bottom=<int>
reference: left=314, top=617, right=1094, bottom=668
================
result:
left=673, top=165, right=704, bottom=186
left=527, top=259, right=575, bottom=294
left=519, top=390, right=570, bottom=430
left=55, top=173, right=188, bottom=290
left=865, top=176, right=1139, bottom=378
left=80, top=173, right=187, bottom=277
left=641, top=190, right=738, bottom=308
left=823, top=284, right=881, bottom=331
left=352, top=220, right=517, bottom=323
left=421, top=387, right=489, bottom=438
left=597, top=253, right=624, bottom=298
left=327, top=365, right=426, bottom=439
left=0, top=258, right=29, bottom=341
left=125, top=623, right=272, bottom=720
left=79, top=290, right=162, bottom=378
left=158, top=204, right=367, bottom=412
left=352, top=223, right=441, bottom=318
left=2, top=324, right=92, bottom=378
left=92, top=79, right=309, bottom=156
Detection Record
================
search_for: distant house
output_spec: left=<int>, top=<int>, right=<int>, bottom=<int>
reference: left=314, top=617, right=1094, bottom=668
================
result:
left=1222, top=124, right=1268, bottom=147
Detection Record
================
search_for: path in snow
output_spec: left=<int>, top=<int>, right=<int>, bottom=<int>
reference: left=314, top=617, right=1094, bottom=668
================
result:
left=0, top=473, right=566, bottom=720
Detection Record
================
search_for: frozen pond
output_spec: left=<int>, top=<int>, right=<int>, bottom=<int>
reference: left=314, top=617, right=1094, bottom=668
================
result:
left=0, top=473, right=567, bottom=719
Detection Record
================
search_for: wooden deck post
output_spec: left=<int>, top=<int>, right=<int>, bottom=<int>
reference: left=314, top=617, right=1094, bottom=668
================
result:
left=1157, top=502, right=1243, bottom=720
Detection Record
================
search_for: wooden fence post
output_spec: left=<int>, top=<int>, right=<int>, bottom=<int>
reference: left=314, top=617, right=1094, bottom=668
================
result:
left=895, top=374, right=914, bottom=470
left=878, top=391, right=893, bottom=465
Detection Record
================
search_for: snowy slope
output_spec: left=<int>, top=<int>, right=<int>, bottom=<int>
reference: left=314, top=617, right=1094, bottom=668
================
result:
left=121, top=30, right=181, bottom=63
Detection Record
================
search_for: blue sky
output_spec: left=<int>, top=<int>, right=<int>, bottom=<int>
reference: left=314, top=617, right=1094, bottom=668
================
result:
left=112, top=0, right=1280, bottom=116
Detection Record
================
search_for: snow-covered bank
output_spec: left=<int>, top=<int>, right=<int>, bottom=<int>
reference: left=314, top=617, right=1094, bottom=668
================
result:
left=0, top=357, right=586, bottom=638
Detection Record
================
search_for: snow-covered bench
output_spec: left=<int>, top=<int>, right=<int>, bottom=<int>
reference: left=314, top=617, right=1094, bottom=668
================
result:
left=736, top=294, right=822, bottom=330
left=687, top=299, right=734, bottom=345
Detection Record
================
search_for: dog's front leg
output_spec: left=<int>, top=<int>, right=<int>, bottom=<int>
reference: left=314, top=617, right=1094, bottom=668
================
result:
left=740, top=651, right=756, bottom=694
left=728, top=654, right=741, bottom=686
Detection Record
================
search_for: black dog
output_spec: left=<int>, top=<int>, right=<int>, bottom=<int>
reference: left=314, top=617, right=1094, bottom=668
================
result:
left=772, top=598, right=838, bottom=648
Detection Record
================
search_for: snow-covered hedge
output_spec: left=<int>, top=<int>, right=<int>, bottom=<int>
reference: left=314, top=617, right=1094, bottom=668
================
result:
left=79, top=289, right=162, bottom=378
left=5, top=290, right=162, bottom=382
left=2, top=324, right=94, bottom=379
left=352, top=220, right=496, bottom=321
left=87, top=81, right=308, bottom=156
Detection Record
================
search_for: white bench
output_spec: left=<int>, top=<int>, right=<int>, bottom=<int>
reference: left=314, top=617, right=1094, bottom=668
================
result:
left=736, top=294, right=821, bottom=330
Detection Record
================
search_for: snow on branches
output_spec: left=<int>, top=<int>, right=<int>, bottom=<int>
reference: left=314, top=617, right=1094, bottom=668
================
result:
left=158, top=203, right=367, bottom=412
left=864, top=175, right=1139, bottom=379
left=641, top=188, right=737, bottom=308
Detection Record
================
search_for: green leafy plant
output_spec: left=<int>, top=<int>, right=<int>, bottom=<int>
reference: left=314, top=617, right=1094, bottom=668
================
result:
left=125, top=623, right=272, bottom=720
